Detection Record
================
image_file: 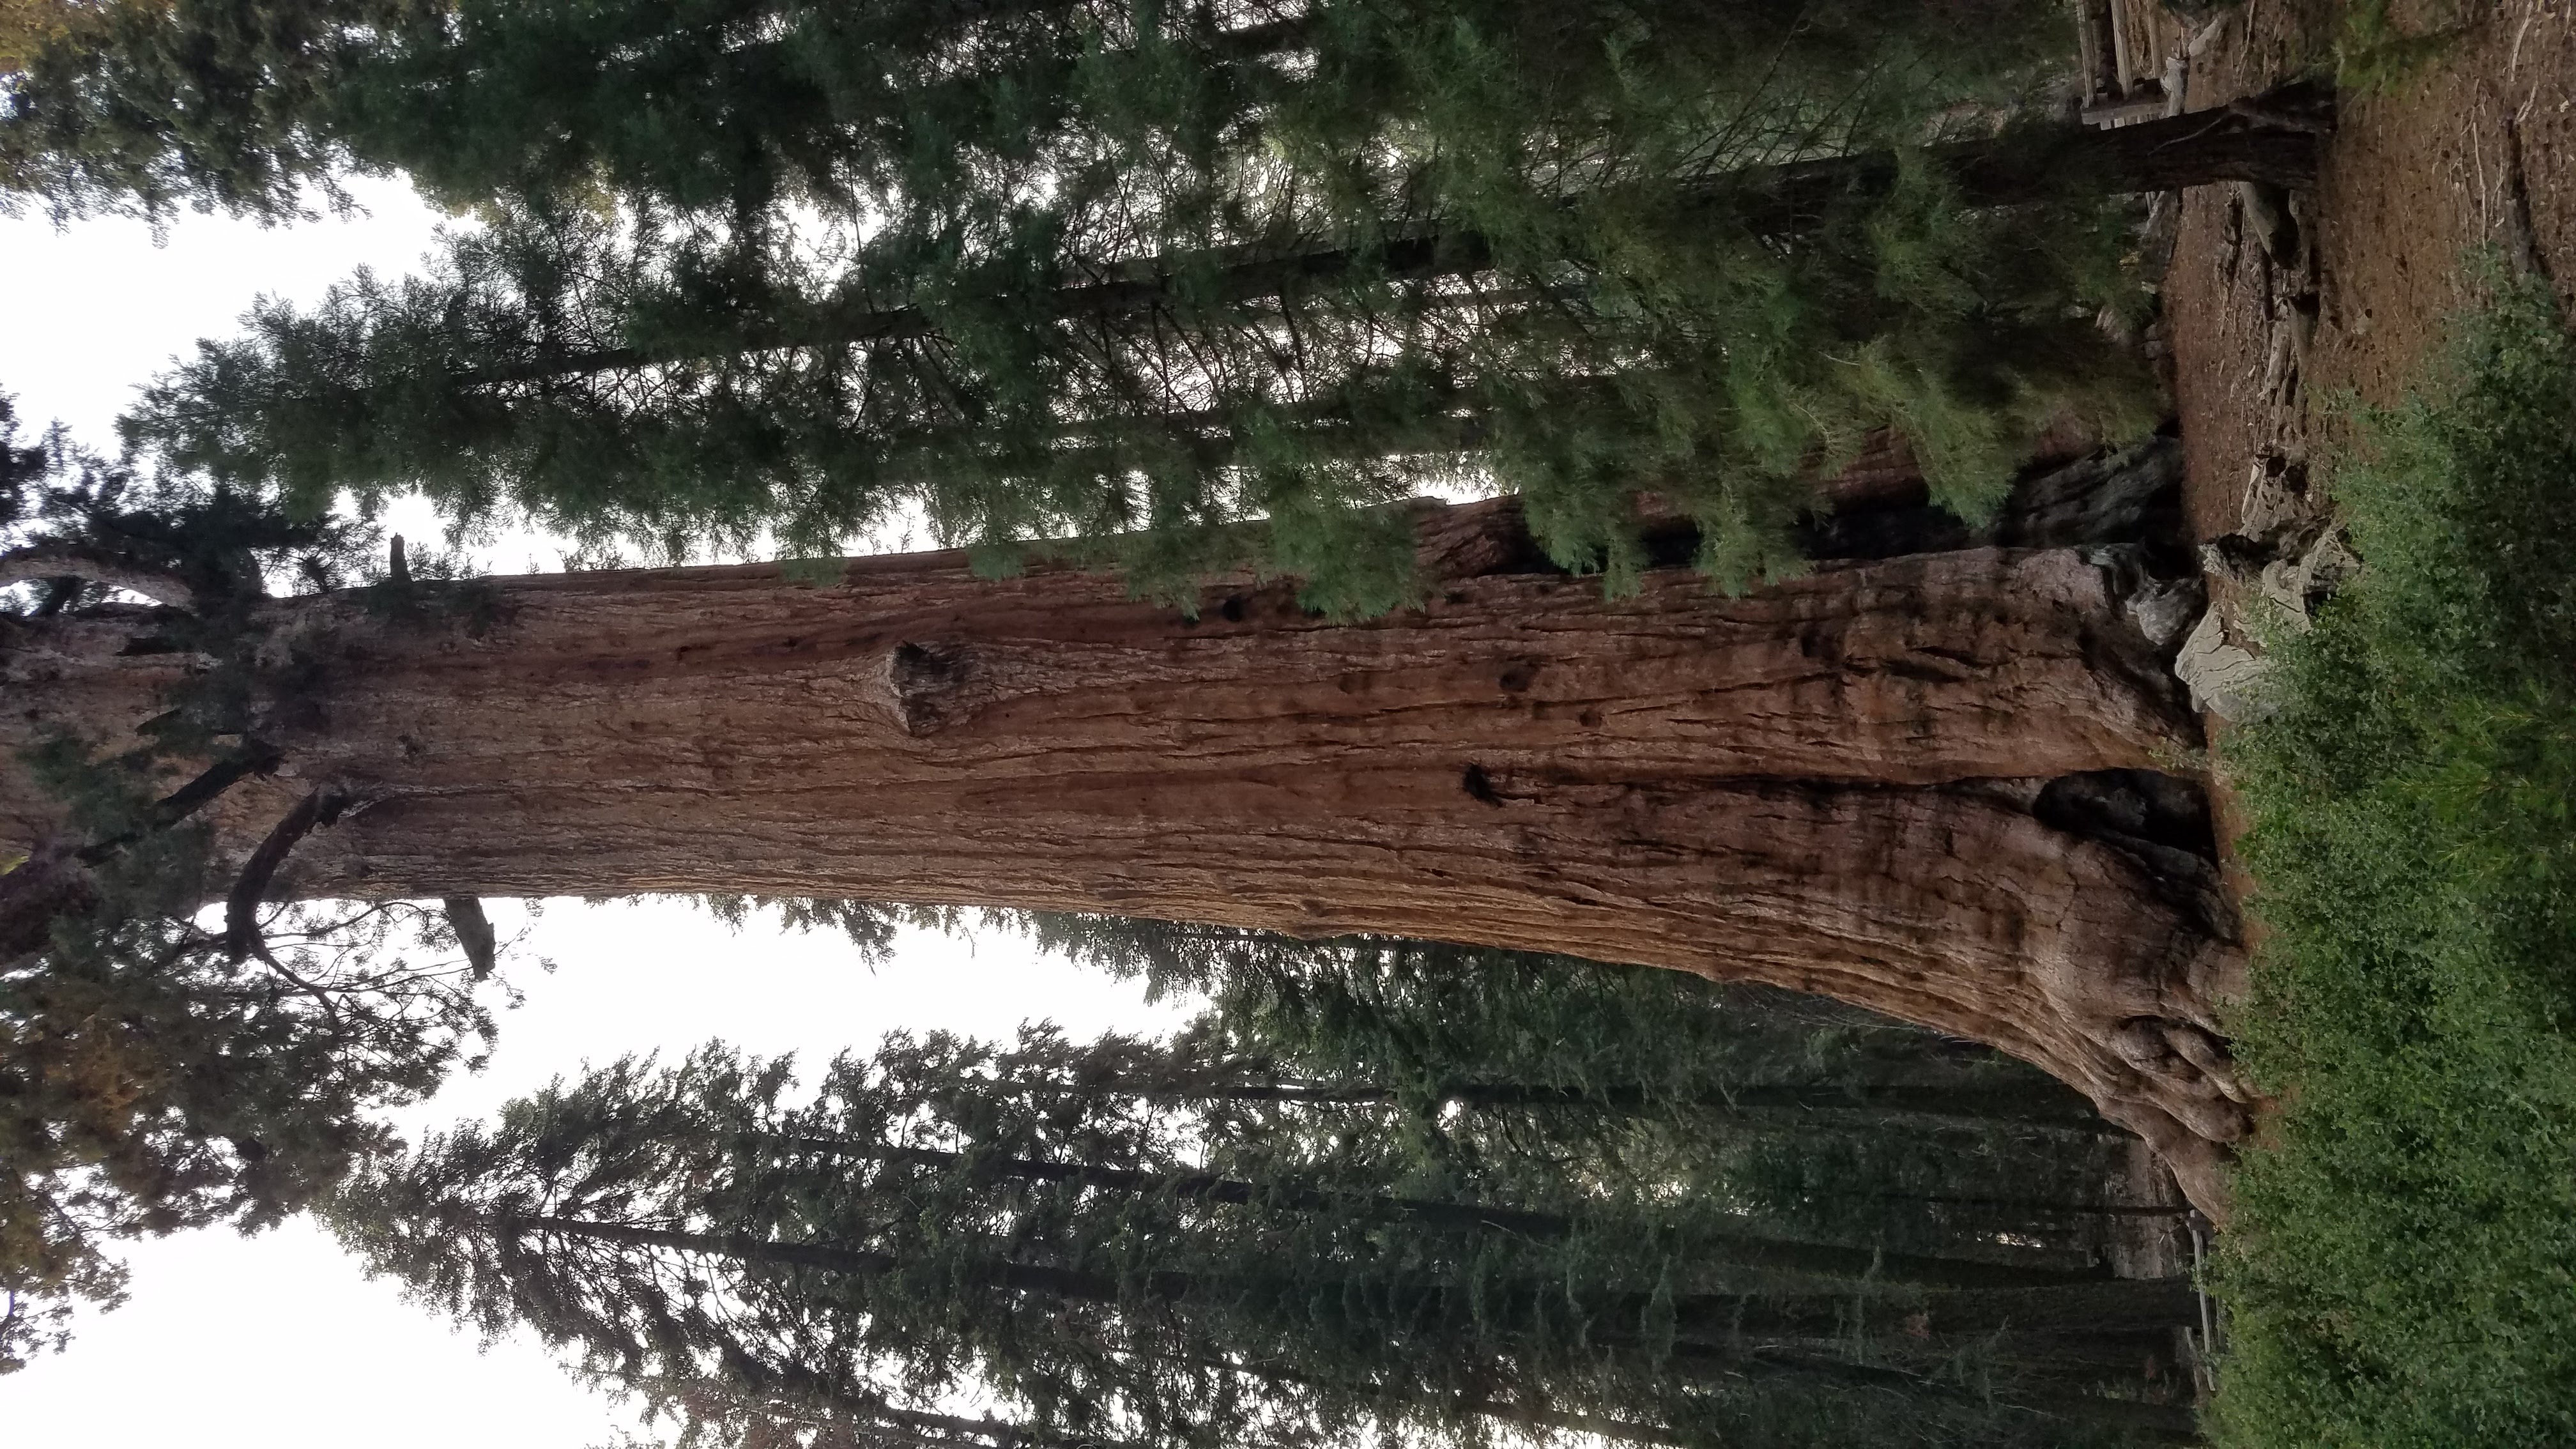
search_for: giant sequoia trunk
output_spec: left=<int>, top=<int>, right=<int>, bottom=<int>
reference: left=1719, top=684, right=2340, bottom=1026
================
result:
left=0, top=481, right=2249, bottom=1211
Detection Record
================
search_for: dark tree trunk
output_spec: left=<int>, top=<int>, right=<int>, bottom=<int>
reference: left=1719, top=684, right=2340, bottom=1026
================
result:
left=756, top=1135, right=2111, bottom=1289
left=968, top=1070, right=2120, bottom=1133
left=501, top=1212, right=2195, bottom=1435
left=764, top=1134, right=1583, bottom=1239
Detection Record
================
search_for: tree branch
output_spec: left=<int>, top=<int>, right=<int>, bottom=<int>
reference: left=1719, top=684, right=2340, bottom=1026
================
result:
left=443, top=896, right=497, bottom=979
left=75, top=740, right=284, bottom=865
left=224, top=786, right=348, bottom=969
left=0, top=543, right=199, bottom=612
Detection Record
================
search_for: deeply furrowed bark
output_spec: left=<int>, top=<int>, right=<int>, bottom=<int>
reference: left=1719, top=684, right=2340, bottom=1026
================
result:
left=0, top=497, right=2248, bottom=1213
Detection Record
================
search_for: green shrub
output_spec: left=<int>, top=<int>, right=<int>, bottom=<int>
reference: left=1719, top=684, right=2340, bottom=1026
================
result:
left=2334, top=0, right=2467, bottom=96
left=2212, top=264, right=2576, bottom=1446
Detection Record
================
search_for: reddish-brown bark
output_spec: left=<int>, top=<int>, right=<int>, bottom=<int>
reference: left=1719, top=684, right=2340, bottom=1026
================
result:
left=0, top=498, right=2248, bottom=1211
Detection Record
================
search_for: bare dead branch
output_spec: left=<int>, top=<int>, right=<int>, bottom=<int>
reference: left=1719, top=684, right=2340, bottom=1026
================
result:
left=0, top=543, right=199, bottom=612
left=443, top=896, right=498, bottom=980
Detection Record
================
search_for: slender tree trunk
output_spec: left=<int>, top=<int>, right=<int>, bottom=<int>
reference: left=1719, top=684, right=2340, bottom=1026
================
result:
left=754, top=1135, right=2108, bottom=1289
left=762, top=1133, right=1581, bottom=1236
left=968, top=1070, right=2121, bottom=1133
left=503, top=1212, right=2192, bottom=1435
left=1143, top=1351, right=1701, bottom=1448
left=502, top=1213, right=1181, bottom=1302
left=1206, top=1318, right=2199, bottom=1442
left=1889, top=1193, right=2195, bottom=1218
left=1448, top=1080, right=2117, bottom=1130
left=0, top=496, right=2250, bottom=1213
left=684, top=1384, right=1153, bottom=1449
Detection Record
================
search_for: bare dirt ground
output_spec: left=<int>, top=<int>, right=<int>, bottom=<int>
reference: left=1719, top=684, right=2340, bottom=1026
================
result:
left=2167, top=0, right=2576, bottom=538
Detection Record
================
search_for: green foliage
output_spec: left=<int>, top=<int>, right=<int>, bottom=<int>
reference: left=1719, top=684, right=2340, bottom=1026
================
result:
left=1, top=743, right=503, bottom=1372
left=8, top=1, right=2067, bottom=222
left=95, top=0, right=2152, bottom=612
left=2333, top=0, right=2467, bottom=98
left=2210, top=265, right=2576, bottom=1446
left=697, top=894, right=958, bottom=963
left=338, top=1024, right=2188, bottom=1449
left=123, top=156, right=2147, bottom=613
left=0, top=396, right=509, bottom=1370
left=0, top=0, right=433, bottom=222
left=2, top=394, right=376, bottom=621
left=1012, top=916, right=2156, bottom=1272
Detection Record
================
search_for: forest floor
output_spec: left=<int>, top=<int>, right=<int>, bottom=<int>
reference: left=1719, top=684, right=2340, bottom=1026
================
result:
left=2147, top=0, right=2576, bottom=926
left=2158, top=3, right=2576, bottom=1443
left=2167, top=0, right=2576, bottom=535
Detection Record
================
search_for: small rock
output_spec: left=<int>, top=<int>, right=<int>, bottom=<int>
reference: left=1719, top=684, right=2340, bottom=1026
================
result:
left=2126, top=575, right=2206, bottom=650
left=2252, top=526, right=2359, bottom=630
left=2174, top=608, right=2273, bottom=721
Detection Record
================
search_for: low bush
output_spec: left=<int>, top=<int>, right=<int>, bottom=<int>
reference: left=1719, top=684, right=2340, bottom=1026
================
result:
left=2212, top=265, right=2576, bottom=1446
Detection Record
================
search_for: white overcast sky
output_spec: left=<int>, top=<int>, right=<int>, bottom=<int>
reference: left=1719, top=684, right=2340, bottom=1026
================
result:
left=1, top=181, right=1196, bottom=1446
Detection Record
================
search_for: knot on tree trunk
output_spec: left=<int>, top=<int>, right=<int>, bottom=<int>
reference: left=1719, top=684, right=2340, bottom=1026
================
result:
left=861, top=641, right=982, bottom=737
left=1409, top=497, right=1561, bottom=583
left=2112, top=1018, right=2254, bottom=1112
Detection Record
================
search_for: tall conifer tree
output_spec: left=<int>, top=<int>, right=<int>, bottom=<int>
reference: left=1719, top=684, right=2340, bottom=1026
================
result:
left=6, top=1, right=2062, bottom=221
left=337, top=1039, right=2198, bottom=1448
left=993, top=919, right=2177, bottom=1269
left=33, top=0, right=2263, bottom=604
left=123, top=138, right=2170, bottom=608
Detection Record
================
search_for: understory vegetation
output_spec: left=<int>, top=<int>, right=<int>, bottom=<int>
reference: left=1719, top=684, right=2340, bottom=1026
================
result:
left=2212, top=268, right=2576, bottom=1446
